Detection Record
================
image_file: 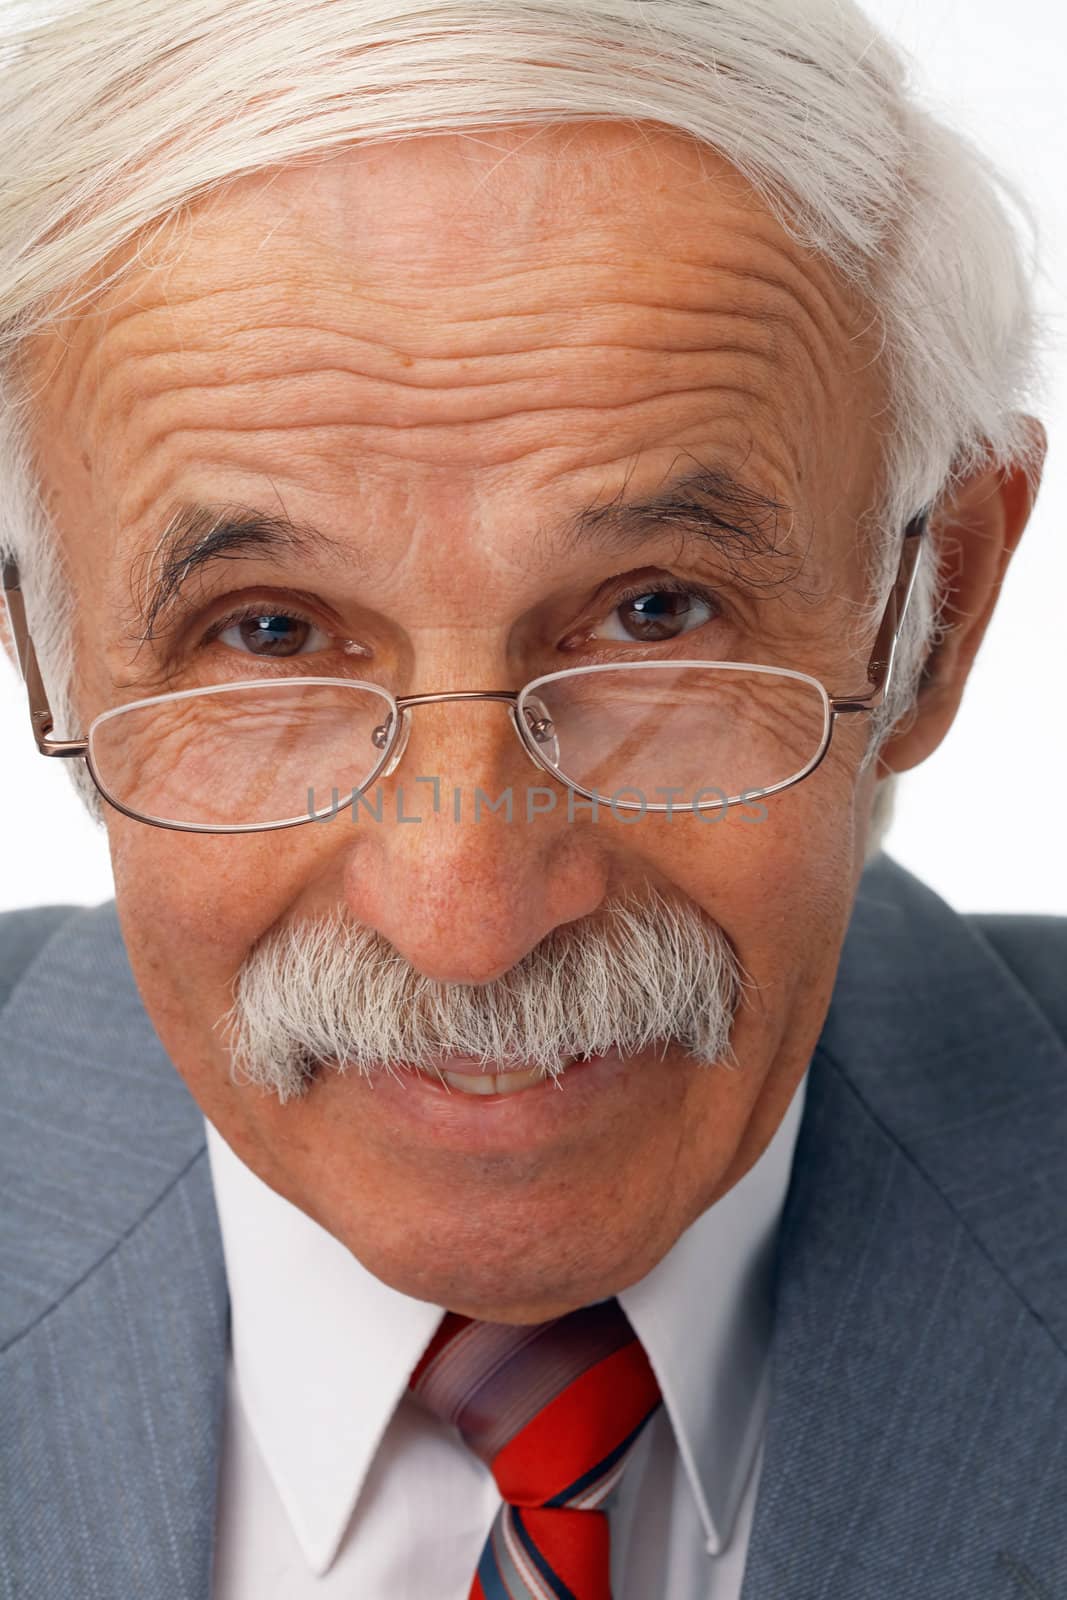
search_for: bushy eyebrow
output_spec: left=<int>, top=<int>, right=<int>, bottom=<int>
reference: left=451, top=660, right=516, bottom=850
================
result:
left=127, top=504, right=349, bottom=643
left=127, top=461, right=793, bottom=644
left=557, top=459, right=793, bottom=575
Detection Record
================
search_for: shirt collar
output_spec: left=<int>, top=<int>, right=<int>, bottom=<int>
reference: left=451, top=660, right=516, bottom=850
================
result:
left=204, top=1067, right=807, bottom=1574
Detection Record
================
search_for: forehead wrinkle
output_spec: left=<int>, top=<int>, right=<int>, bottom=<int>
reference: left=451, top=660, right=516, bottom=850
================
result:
left=114, top=294, right=824, bottom=400
left=42, top=217, right=873, bottom=480
left=204, top=260, right=842, bottom=369
left=673, top=255, right=877, bottom=424
left=73, top=268, right=832, bottom=378
left=98, top=335, right=801, bottom=443
left=86, top=359, right=830, bottom=546
left=87, top=335, right=801, bottom=473
left=86, top=308, right=833, bottom=490
left=59, top=200, right=867, bottom=365
left=721, top=226, right=872, bottom=350
left=115, top=386, right=793, bottom=526
left=33, top=212, right=876, bottom=560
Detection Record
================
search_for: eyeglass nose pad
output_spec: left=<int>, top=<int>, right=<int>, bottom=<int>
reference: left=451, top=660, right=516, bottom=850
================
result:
left=374, top=707, right=410, bottom=778
left=515, top=694, right=561, bottom=769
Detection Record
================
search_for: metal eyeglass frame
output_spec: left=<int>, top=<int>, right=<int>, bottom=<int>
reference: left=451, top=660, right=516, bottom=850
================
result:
left=1, top=508, right=928, bottom=833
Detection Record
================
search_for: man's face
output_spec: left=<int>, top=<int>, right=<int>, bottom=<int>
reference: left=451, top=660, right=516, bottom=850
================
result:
left=22, top=123, right=891, bottom=1321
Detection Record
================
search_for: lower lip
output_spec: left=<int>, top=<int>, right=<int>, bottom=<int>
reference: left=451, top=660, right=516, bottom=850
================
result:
left=324, top=1050, right=641, bottom=1152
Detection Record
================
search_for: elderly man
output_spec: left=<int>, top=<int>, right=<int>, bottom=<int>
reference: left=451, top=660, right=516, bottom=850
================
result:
left=0, top=1, right=1063, bottom=1597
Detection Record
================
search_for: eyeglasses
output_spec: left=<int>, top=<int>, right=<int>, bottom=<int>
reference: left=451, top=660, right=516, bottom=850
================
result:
left=1, top=511, right=927, bottom=833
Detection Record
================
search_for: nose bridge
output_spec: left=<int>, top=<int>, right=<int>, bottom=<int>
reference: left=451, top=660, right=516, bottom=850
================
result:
left=385, top=688, right=544, bottom=787
left=339, top=687, right=610, bottom=984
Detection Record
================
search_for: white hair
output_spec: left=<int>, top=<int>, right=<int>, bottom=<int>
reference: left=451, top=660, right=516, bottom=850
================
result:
left=0, top=0, right=1050, bottom=852
left=218, top=885, right=745, bottom=1105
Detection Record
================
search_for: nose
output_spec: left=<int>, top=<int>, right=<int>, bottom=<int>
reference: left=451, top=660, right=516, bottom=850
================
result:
left=337, top=697, right=611, bottom=983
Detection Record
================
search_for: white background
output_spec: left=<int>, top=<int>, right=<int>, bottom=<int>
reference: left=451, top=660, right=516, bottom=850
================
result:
left=1, top=0, right=1064, bottom=915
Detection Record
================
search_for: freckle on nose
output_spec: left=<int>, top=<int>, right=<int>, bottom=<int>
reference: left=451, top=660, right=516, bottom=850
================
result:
left=80, top=451, right=92, bottom=473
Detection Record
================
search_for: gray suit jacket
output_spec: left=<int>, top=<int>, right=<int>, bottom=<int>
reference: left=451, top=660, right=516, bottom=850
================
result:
left=1, top=853, right=1065, bottom=1599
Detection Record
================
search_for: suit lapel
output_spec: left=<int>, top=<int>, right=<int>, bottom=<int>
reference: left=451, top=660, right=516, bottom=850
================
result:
left=740, top=856, right=1067, bottom=1600
left=0, top=902, right=228, bottom=1600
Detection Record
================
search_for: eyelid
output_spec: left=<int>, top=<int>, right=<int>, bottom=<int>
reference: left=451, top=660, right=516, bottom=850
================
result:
left=607, top=575, right=722, bottom=610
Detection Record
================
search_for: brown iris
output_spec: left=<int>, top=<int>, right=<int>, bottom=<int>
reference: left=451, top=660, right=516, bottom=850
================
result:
left=617, top=590, right=696, bottom=642
left=237, top=614, right=311, bottom=656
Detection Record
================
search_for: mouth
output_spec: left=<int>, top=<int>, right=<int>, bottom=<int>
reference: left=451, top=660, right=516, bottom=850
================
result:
left=319, top=1046, right=676, bottom=1155
left=406, top=1054, right=577, bottom=1097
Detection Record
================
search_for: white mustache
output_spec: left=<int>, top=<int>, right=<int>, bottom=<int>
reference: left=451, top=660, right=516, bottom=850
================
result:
left=216, top=889, right=747, bottom=1106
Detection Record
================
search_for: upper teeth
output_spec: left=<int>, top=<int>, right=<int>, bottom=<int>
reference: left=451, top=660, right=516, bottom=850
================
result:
left=437, top=1066, right=557, bottom=1096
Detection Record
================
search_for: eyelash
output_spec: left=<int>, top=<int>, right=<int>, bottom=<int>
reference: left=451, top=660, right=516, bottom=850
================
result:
left=199, top=576, right=724, bottom=654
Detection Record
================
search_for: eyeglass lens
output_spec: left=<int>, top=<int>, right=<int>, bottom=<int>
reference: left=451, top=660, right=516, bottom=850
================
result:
left=86, top=665, right=829, bottom=828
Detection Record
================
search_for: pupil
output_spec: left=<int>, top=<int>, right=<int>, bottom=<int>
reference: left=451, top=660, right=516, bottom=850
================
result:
left=622, top=590, right=690, bottom=640
left=239, top=615, right=307, bottom=656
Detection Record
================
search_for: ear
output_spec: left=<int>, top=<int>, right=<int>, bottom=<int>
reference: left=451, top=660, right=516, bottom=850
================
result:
left=876, top=419, right=1048, bottom=778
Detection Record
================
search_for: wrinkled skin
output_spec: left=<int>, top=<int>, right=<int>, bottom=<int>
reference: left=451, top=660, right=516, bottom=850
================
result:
left=9, top=123, right=1043, bottom=1320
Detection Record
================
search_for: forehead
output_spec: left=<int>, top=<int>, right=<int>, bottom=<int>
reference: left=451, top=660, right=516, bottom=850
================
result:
left=23, top=121, right=884, bottom=590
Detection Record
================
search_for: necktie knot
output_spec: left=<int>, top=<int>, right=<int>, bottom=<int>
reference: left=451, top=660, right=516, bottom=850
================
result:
left=408, top=1297, right=663, bottom=1599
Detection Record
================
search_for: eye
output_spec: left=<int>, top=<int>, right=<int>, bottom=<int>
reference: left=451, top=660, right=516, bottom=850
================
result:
left=210, top=607, right=333, bottom=658
left=592, top=583, right=718, bottom=644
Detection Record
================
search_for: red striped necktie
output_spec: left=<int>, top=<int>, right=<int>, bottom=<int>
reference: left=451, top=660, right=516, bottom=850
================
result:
left=407, top=1297, right=663, bottom=1600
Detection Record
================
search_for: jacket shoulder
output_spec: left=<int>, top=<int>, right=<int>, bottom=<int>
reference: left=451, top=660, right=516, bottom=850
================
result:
left=965, top=912, right=1067, bottom=1048
left=0, top=903, right=83, bottom=1014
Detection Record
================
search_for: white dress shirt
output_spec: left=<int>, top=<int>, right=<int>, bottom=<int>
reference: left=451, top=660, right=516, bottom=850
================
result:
left=206, top=1068, right=808, bottom=1599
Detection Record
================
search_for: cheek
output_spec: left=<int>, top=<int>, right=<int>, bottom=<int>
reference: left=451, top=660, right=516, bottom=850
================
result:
left=635, top=755, right=861, bottom=997
left=621, top=772, right=860, bottom=1215
left=106, top=820, right=317, bottom=1040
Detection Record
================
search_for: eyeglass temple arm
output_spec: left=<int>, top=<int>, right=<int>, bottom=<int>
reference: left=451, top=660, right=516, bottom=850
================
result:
left=1, top=557, right=88, bottom=757
left=829, top=509, right=930, bottom=714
